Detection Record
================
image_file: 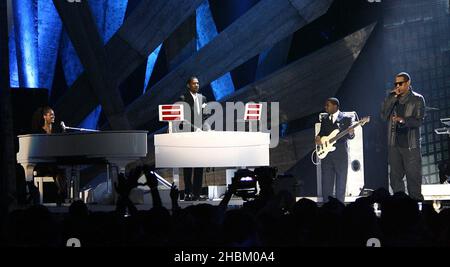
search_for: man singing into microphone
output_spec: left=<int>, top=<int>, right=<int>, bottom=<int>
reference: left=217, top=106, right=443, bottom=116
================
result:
left=381, top=72, right=425, bottom=201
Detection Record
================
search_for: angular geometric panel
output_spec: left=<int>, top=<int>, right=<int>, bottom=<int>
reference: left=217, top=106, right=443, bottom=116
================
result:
left=196, top=0, right=235, bottom=100
left=54, top=0, right=205, bottom=127
left=221, top=24, right=375, bottom=123
left=125, top=0, right=334, bottom=129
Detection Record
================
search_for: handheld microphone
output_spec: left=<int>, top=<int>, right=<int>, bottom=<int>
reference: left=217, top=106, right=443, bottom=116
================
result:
left=390, top=89, right=399, bottom=98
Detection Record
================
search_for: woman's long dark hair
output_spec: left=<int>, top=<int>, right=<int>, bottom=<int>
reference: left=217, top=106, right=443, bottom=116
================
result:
left=31, top=106, right=52, bottom=133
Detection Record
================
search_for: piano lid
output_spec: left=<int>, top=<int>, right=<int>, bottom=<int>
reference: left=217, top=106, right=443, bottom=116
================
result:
left=17, top=130, right=148, bottom=138
left=17, top=131, right=148, bottom=163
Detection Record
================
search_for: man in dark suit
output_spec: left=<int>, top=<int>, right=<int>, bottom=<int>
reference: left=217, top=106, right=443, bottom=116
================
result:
left=179, top=76, right=207, bottom=201
left=315, top=98, right=355, bottom=203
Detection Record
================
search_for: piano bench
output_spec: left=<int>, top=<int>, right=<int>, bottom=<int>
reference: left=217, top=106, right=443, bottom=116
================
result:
left=34, top=176, right=55, bottom=204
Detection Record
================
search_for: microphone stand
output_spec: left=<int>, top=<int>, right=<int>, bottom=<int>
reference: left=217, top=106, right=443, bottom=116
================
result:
left=61, top=122, right=99, bottom=132
left=64, top=126, right=99, bottom=132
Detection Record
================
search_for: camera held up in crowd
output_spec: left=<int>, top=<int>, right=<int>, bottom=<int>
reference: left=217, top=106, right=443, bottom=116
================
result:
left=231, top=166, right=278, bottom=201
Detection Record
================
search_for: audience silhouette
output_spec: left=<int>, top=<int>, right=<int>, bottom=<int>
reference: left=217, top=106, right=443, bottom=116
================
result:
left=1, top=166, right=450, bottom=247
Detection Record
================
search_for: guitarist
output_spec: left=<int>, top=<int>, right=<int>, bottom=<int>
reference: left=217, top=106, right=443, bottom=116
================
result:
left=315, top=98, right=355, bottom=203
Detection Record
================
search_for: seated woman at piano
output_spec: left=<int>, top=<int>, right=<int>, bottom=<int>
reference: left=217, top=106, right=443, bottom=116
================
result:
left=30, top=106, right=67, bottom=205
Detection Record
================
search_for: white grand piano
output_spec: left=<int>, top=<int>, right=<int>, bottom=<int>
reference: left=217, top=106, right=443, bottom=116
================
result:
left=17, top=131, right=148, bottom=202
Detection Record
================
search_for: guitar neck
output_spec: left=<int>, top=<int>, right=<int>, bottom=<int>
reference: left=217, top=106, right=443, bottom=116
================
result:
left=330, top=121, right=363, bottom=143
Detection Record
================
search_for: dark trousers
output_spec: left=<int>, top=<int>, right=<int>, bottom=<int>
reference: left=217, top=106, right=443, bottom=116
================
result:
left=321, top=145, right=348, bottom=203
left=388, top=146, right=423, bottom=201
left=183, top=168, right=203, bottom=197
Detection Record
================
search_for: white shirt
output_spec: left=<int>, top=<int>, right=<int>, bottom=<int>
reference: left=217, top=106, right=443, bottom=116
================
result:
left=190, top=91, right=200, bottom=115
left=329, top=110, right=340, bottom=124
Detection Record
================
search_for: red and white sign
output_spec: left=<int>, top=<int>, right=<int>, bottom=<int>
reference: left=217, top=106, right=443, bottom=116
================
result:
left=244, top=103, right=262, bottom=121
left=159, top=104, right=184, bottom=122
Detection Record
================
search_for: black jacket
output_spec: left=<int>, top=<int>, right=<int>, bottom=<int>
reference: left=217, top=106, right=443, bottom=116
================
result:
left=31, top=125, right=62, bottom=134
left=380, top=89, right=425, bottom=149
left=178, top=90, right=208, bottom=131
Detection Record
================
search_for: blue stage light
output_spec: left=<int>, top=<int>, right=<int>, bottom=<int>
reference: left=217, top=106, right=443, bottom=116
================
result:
left=12, top=0, right=39, bottom=88
left=8, top=13, right=19, bottom=87
left=38, top=0, right=63, bottom=92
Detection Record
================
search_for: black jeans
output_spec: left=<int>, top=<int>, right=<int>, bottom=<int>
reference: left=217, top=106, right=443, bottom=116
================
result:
left=388, top=146, right=423, bottom=201
left=183, top=168, right=203, bottom=197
